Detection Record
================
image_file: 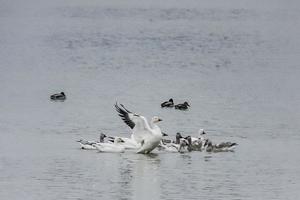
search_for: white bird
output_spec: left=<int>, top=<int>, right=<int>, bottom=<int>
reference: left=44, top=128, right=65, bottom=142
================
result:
left=191, top=129, right=206, bottom=143
left=115, top=103, right=163, bottom=154
left=77, top=139, right=97, bottom=150
left=77, top=133, right=107, bottom=150
left=93, top=138, right=125, bottom=153
left=107, top=135, right=141, bottom=150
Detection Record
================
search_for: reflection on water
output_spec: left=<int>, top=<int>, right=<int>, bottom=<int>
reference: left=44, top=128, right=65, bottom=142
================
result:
left=204, top=155, right=212, bottom=162
left=131, top=154, right=161, bottom=200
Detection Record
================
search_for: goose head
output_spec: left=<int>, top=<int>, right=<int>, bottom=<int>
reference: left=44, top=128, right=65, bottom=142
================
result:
left=198, top=129, right=206, bottom=136
left=151, top=116, right=163, bottom=124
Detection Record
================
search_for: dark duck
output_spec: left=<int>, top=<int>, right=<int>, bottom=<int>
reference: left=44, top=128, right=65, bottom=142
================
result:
left=204, top=140, right=238, bottom=152
left=175, top=102, right=190, bottom=110
left=50, top=92, right=66, bottom=101
left=161, top=98, right=174, bottom=108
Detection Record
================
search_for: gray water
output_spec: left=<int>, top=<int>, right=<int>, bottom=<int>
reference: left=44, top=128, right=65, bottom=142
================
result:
left=1, top=0, right=300, bottom=199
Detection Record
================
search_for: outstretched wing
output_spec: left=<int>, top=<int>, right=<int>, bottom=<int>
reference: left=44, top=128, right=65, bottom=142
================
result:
left=115, top=103, right=155, bottom=144
left=115, top=103, right=135, bottom=129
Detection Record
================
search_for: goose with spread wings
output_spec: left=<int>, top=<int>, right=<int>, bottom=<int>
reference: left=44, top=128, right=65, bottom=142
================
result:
left=115, top=103, right=163, bottom=154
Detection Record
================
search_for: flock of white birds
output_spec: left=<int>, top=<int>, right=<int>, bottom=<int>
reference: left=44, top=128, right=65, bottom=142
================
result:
left=77, top=102, right=238, bottom=154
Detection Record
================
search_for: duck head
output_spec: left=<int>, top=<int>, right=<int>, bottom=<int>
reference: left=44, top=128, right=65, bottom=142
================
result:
left=184, top=102, right=190, bottom=107
left=169, top=98, right=174, bottom=103
left=100, top=133, right=107, bottom=142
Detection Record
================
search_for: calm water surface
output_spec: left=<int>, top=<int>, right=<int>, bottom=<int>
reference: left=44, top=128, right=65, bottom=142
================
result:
left=0, top=0, right=300, bottom=199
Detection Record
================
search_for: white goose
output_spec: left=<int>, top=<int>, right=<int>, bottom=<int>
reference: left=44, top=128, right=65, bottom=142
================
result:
left=77, top=133, right=107, bottom=150
left=115, top=103, right=163, bottom=154
left=93, top=137, right=125, bottom=153
left=108, top=135, right=141, bottom=150
left=77, top=139, right=97, bottom=150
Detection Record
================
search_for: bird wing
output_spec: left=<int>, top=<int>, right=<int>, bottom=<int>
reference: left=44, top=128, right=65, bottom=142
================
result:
left=115, top=103, right=154, bottom=143
left=115, top=103, right=135, bottom=129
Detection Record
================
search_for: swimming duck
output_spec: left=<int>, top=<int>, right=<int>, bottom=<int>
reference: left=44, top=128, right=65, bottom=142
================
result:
left=161, top=98, right=174, bottom=108
left=178, top=136, right=193, bottom=153
left=175, top=132, right=184, bottom=144
left=99, top=133, right=107, bottom=143
left=77, top=139, right=97, bottom=150
left=174, top=102, right=190, bottom=110
left=77, top=133, right=107, bottom=150
left=50, top=92, right=66, bottom=101
left=204, top=140, right=238, bottom=152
